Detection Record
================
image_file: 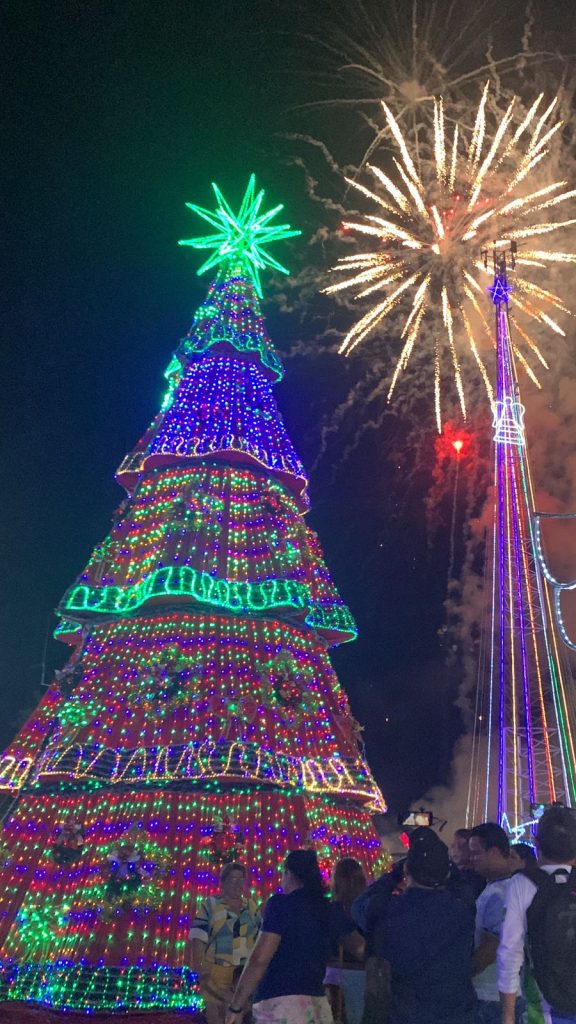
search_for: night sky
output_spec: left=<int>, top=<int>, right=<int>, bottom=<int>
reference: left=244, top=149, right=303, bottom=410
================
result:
left=3, top=0, right=571, bottom=819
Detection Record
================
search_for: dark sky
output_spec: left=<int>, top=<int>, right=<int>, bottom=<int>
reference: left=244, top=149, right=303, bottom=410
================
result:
left=1, top=0, right=495, bottom=816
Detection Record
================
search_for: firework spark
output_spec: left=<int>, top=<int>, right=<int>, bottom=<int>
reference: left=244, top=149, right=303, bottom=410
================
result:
left=325, top=86, right=576, bottom=430
left=299, top=0, right=562, bottom=174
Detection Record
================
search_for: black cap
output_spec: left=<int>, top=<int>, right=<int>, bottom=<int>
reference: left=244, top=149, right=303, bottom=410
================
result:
left=407, top=829, right=450, bottom=887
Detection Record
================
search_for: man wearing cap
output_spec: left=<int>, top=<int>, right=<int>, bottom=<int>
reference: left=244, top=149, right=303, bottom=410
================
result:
left=368, top=829, right=476, bottom=1024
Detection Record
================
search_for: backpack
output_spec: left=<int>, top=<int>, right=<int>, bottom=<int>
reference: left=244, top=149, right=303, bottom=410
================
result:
left=526, top=865, right=576, bottom=1014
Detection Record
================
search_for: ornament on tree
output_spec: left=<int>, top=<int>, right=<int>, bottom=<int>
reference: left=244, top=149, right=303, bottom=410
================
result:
left=104, top=828, right=168, bottom=912
left=171, top=494, right=204, bottom=531
left=139, top=648, right=192, bottom=712
left=56, top=696, right=93, bottom=737
left=52, top=816, right=85, bottom=866
left=260, top=654, right=309, bottom=712
left=111, top=498, right=130, bottom=523
left=209, top=815, right=245, bottom=865
left=334, top=712, right=365, bottom=749
left=262, top=492, right=284, bottom=517
left=54, top=661, right=83, bottom=697
left=207, top=693, right=227, bottom=725
left=307, top=530, right=324, bottom=562
left=223, top=694, right=260, bottom=738
left=106, top=830, right=150, bottom=896
left=236, top=694, right=259, bottom=724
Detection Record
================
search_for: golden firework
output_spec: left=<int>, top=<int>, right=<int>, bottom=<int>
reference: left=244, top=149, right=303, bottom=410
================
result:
left=326, top=85, right=575, bottom=429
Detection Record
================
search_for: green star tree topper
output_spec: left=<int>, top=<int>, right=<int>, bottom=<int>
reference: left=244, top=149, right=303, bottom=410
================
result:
left=179, top=174, right=301, bottom=297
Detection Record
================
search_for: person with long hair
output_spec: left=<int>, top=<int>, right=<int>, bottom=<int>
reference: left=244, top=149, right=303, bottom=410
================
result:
left=324, top=859, right=367, bottom=1024
left=225, top=850, right=362, bottom=1024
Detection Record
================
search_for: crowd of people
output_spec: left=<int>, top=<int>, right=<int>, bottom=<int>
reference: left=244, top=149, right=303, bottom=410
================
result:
left=189, top=805, right=576, bottom=1024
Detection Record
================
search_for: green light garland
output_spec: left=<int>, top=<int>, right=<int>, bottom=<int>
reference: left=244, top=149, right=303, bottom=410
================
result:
left=60, top=564, right=357, bottom=640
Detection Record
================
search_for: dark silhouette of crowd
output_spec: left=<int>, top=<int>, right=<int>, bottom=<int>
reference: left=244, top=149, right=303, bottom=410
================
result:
left=190, top=805, right=576, bottom=1024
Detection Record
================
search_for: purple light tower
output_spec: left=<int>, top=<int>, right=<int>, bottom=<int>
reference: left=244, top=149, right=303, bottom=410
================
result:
left=467, top=249, right=576, bottom=834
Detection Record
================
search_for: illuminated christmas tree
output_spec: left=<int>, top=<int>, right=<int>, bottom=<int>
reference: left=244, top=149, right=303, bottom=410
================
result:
left=0, top=177, right=385, bottom=1016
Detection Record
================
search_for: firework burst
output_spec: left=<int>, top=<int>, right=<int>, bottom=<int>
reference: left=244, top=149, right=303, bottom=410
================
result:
left=326, top=85, right=576, bottom=430
left=299, top=0, right=562, bottom=173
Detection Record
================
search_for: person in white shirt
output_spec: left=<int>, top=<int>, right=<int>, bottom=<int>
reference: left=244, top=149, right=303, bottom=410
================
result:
left=469, top=823, right=515, bottom=1023
left=498, top=805, right=576, bottom=1024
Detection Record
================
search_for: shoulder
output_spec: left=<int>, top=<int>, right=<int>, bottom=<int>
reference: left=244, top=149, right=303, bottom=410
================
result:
left=477, top=877, right=509, bottom=906
left=438, top=886, right=472, bottom=912
left=263, top=893, right=290, bottom=918
left=502, top=872, right=537, bottom=914
left=431, top=887, right=475, bottom=929
left=265, top=893, right=287, bottom=910
left=262, top=892, right=292, bottom=933
left=207, top=894, right=224, bottom=910
left=507, top=872, right=537, bottom=898
left=196, top=894, right=218, bottom=914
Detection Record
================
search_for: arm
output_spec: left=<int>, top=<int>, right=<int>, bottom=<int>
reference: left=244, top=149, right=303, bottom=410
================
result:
left=500, top=991, right=517, bottom=1024
left=352, top=865, right=403, bottom=932
left=191, top=938, right=208, bottom=977
left=189, top=899, right=211, bottom=979
left=472, top=932, right=498, bottom=975
left=225, top=931, right=281, bottom=1024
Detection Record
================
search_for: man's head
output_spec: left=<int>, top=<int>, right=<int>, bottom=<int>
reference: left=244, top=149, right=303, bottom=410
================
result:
left=449, top=828, right=472, bottom=869
left=536, top=806, right=576, bottom=864
left=406, top=828, right=450, bottom=889
left=469, top=823, right=510, bottom=881
left=220, top=861, right=246, bottom=900
left=509, top=842, right=537, bottom=872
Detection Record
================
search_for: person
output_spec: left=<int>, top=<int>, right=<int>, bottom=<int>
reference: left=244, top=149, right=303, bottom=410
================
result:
left=367, top=828, right=476, bottom=1024
left=190, top=861, right=261, bottom=1024
left=225, top=849, right=362, bottom=1024
left=498, top=805, right=576, bottom=1024
left=509, top=842, right=537, bottom=872
left=449, top=827, right=486, bottom=900
left=324, top=858, right=367, bottom=1024
left=351, top=853, right=405, bottom=1024
left=450, top=828, right=472, bottom=869
left=469, top=822, right=515, bottom=1023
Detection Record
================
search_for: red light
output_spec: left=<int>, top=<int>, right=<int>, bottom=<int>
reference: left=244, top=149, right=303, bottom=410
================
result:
left=452, top=439, right=464, bottom=454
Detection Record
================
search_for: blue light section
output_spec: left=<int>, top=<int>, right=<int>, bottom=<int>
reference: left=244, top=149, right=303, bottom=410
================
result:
left=118, top=356, right=308, bottom=507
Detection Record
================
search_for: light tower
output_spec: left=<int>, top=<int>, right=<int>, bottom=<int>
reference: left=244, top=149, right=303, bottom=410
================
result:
left=467, top=246, right=576, bottom=833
